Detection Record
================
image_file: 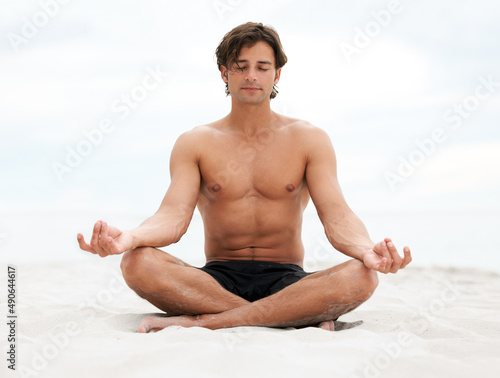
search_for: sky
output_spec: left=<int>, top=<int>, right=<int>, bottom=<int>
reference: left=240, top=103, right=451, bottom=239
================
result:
left=0, top=0, right=499, bottom=266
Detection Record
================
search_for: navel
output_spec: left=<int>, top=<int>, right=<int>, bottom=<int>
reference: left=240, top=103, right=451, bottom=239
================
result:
left=286, top=184, right=296, bottom=192
left=212, top=183, right=221, bottom=192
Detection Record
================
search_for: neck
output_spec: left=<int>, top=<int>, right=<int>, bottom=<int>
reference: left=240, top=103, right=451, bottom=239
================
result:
left=227, top=98, right=275, bottom=135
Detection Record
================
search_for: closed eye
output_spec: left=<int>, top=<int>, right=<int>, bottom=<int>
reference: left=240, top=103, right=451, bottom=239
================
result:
left=234, top=66, right=269, bottom=72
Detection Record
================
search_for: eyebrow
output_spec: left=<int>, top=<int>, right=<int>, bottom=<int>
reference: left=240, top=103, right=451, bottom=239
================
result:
left=236, top=59, right=273, bottom=65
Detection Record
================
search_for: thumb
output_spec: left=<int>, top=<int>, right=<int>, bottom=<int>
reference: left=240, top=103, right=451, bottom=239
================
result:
left=374, top=257, right=388, bottom=273
left=106, top=237, right=124, bottom=255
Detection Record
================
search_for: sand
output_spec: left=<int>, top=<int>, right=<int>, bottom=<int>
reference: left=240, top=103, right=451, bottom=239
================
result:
left=3, top=258, right=500, bottom=378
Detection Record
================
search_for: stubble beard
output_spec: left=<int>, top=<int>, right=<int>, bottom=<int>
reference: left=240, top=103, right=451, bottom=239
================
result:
left=232, top=86, right=272, bottom=105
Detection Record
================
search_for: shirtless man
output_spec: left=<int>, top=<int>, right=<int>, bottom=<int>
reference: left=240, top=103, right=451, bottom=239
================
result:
left=77, top=22, right=411, bottom=333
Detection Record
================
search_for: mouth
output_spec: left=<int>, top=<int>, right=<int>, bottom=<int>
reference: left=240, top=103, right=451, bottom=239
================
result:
left=241, top=87, right=261, bottom=92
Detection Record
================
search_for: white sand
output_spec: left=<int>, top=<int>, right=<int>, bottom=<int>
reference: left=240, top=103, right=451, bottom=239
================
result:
left=3, top=259, right=500, bottom=378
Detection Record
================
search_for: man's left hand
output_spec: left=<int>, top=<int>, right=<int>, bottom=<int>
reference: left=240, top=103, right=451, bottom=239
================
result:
left=362, top=238, right=412, bottom=274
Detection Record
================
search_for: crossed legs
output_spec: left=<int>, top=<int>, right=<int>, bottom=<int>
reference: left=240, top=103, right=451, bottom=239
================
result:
left=120, top=247, right=378, bottom=333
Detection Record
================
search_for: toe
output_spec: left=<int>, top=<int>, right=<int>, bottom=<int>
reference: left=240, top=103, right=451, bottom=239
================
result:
left=138, top=317, right=155, bottom=333
left=318, top=320, right=335, bottom=331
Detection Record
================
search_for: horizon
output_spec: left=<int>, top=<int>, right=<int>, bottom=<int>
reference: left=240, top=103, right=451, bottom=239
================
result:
left=1, top=0, right=499, bottom=268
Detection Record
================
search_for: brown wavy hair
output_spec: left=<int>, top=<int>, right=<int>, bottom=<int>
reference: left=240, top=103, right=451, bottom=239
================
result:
left=215, top=22, right=288, bottom=99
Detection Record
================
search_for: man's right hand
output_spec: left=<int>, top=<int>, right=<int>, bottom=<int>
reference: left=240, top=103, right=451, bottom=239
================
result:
left=77, top=221, right=134, bottom=257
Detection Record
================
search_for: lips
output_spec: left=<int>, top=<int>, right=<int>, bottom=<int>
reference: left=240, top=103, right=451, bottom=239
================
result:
left=242, top=87, right=261, bottom=91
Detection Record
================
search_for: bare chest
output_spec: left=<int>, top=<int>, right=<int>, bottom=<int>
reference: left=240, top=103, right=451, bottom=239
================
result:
left=199, top=131, right=306, bottom=200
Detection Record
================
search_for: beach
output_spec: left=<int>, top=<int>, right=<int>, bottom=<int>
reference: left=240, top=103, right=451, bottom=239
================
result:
left=2, top=0, right=500, bottom=376
left=3, top=257, right=500, bottom=378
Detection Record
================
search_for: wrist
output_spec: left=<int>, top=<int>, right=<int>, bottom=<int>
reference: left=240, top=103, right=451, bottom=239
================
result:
left=128, top=229, right=142, bottom=250
left=360, top=244, right=375, bottom=259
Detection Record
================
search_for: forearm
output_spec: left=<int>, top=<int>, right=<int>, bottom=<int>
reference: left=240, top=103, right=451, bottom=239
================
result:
left=129, top=210, right=191, bottom=249
left=322, top=210, right=374, bottom=261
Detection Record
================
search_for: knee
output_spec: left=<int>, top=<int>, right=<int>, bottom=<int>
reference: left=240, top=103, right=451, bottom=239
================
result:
left=350, top=260, right=379, bottom=301
left=120, top=247, right=154, bottom=283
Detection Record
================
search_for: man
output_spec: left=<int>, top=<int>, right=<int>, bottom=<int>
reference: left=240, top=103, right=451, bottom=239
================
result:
left=77, top=22, right=411, bottom=333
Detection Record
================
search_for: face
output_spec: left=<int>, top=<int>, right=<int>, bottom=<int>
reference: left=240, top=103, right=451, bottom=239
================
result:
left=221, top=41, right=281, bottom=104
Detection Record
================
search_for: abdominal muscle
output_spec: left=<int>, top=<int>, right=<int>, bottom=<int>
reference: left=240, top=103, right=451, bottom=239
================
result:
left=199, top=195, right=307, bottom=267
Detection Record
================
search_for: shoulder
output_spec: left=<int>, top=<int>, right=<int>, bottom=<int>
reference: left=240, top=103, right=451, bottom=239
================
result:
left=175, top=124, right=215, bottom=144
left=277, top=114, right=333, bottom=148
left=276, top=115, right=336, bottom=166
left=276, top=113, right=327, bottom=134
left=172, top=123, right=220, bottom=156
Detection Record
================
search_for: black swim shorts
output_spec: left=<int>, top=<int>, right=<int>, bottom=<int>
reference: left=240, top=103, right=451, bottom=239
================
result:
left=198, top=260, right=311, bottom=302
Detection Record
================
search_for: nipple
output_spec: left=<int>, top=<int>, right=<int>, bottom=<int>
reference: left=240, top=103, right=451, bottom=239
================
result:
left=212, top=184, right=221, bottom=192
left=286, top=184, right=296, bottom=192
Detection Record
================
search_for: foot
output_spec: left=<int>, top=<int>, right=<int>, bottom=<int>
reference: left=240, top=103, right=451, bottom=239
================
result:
left=138, top=315, right=199, bottom=333
left=318, top=320, right=335, bottom=331
left=317, top=319, right=364, bottom=331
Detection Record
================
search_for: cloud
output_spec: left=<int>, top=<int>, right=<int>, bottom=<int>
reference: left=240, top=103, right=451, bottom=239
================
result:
left=398, top=141, right=500, bottom=199
left=2, top=0, right=499, bottom=215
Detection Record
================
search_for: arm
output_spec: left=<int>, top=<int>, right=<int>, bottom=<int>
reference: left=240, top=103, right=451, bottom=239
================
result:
left=77, top=130, right=201, bottom=256
left=128, top=131, right=200, bottom=249
left=304, top=127, right=411, bottom=273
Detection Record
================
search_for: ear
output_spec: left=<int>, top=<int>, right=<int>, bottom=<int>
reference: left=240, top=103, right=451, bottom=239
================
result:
left=274, top=68, right=282, bottom=85
left=220, top=65, right=228, bottom=83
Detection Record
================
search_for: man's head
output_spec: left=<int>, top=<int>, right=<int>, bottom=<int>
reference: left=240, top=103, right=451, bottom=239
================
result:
left=215, top=22, right=288, bottom=100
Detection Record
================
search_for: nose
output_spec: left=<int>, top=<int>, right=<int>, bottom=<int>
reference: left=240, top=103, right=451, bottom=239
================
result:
left=246, top=67, right=258, bottom=82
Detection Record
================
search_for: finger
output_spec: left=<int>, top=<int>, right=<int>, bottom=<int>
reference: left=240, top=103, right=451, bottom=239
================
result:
left=99, top=222, right=120, bottom=256
left=377, top=241, right=392, bottom=267
left=378, top=257, right=389, bottom=274
left=370, top=256, right=387, bottom=274
left=98, top=222, right=112, bottom=257
left=77, top=234, right=96, bottom=254
left=107, top=236, right=126, bottom=255
left=106, top=238, right=119, bottom=255
left=386, top=240, right=403, bottom=273
left=90, top=221, right=104, bottom=255
left=99, top=222, right=109, bottom=247
left=400, top=246, right=412, bottom=269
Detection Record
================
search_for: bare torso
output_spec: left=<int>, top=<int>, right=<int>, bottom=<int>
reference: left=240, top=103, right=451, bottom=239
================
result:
left=195, top=114, right=312, bottom=267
